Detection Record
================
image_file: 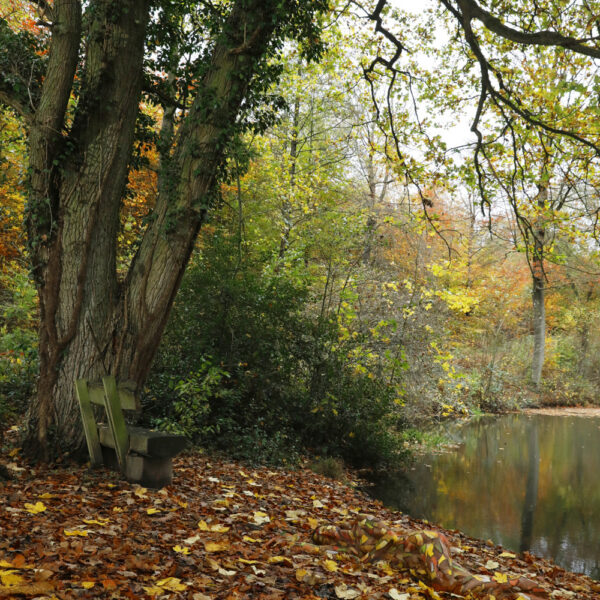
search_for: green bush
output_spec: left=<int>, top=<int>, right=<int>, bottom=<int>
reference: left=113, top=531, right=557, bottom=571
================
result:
left=145, top=232, right=401, bottom=467
left=0, top=271, right=38, bottom=429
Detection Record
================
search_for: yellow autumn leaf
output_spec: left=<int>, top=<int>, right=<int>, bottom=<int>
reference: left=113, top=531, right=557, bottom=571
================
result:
left=64, top=529, right=89, bottom=537
left=81, top=582, right=95, bottom=589
left=24, top=502, right=46, bottom=514
left=499, top=551, right=516, bottom=558
left=142, top=586, right=164, bottom=596
left=198, top=520, right=209, bottom=531
left=295, top=568, right=308, bottom=582
left=156, top=577, right=187, bottom=591
left=83, top=518, right=109, bottom=526
left=312, top=499, right=324, bottom=508
left=252, top=511, right=270, bottom=525
left=238, top=558, right=259, bottom=565
left=493, top=571, right=509, bottom=584
left=172, top=545, right=190, bottom=555
left=243, top=535, right=260, bottom=543
left=204, top=541, right=230, bottom=553
left=267, top=556, right=292, bottom=565
left=134, top=487, right=148, bottom=498
left=322, top=559, right=338, bottom=572
left=307, top=517, right=319, bottom=529
left=37, top=493, right=56, bottom=499
left=0, top=570, right=24, bottom=586
left=146, top=508, right=161, bottom=515
left=210, top=524, right=229, bottom=532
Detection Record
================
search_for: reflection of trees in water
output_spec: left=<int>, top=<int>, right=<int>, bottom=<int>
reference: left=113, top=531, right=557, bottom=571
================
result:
left=519, top=424, right=539, bottom=552
left=371, top=415, right=600, bottom=579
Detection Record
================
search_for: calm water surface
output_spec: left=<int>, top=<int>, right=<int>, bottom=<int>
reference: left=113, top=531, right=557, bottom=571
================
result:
left=370, top=414, right=600, bottom=579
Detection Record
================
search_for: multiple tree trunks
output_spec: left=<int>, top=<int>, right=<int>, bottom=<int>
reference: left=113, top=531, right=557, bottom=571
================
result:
left=19, top=0, right=293, bottom=459
left=312, top=518, right=548, bottom=600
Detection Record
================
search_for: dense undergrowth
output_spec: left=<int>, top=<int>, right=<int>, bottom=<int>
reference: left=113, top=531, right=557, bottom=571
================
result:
left=2, top=238, right=600, bottom=469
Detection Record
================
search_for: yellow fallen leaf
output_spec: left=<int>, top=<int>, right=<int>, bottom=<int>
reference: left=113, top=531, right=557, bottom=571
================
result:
left=24, top=502, right=46, bottom=514
left=37, top=493, right=56, bottom=499
left=210, top=524, right=229, bottom=532
left=322, top=559, right=338, bottom=572
left=81, top=582, right=95, bottom=589
left=134, top=487, right=148, bottom=498
left=173, top=545, right=190, bottom=555
left=112, top=507, right=123, bottom=512
left=307, top=517, right=319, bottom=529
left=388, top=589, right=409, bottom=600
left=146, top=508, right=161, bottom=515
left=267, top=556, right=292, bottom=566
left=198, top=520, right=210, bottom=531
left=485, top=560, right=500, bottom=570
left=157, top=577, right=187, bottom=591
left=499, top=551, right=516, bottom=558
left=295, top=568, right=308, bottom=582
left=0, top=581, right=54, bottom=596
left=204, top=541, right=230, bottom=553
left=493, top=571, right=509, bottom=584
left=238, top=558, right=259, bottom=565
left=0, top=570, right=24, bottom=586
left=252, top=511, right=270, bottom=525
left=142, top=586, right=164, bottom=596
left=64, top=530, right=89, bottom=537
left=83, top=519, right=109, bottom=526
left=243, top=535, right=260, bottom=543
left=312, top=499, right=324, bottom=508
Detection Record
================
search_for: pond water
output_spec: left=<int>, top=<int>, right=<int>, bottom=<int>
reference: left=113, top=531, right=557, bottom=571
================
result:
left=369, top=413, right=600, bottom=579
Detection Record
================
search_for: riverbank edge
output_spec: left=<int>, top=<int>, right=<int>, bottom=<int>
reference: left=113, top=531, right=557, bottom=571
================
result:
left=1, top=444, right=599, bottom=599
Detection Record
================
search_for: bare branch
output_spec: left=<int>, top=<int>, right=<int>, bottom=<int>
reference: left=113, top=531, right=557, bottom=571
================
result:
left=456, top=0, right=600, bottom=59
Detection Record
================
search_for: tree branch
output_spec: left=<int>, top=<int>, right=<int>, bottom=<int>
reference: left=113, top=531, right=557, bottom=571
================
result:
left=455, top=0, right=600, bottom=59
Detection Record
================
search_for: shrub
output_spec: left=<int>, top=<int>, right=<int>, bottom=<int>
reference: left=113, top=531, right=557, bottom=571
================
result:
left=145, top=232, right=402, bottom=467
left=0, top=271, right=38, bottom=431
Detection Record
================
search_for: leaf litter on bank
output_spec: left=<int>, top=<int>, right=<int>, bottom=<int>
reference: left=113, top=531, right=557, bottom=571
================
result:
left=1, top=440, right=599, bottom=599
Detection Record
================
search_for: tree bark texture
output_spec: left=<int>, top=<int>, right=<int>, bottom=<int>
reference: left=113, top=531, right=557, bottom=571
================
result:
left=17, top=0, right=286, bottom=458
left=531, top=185, right=547, bottom=388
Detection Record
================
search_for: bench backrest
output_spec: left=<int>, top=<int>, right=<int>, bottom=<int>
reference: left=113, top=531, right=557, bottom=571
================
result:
left=75, top=376, right=138, bottom=473
left=86, top=381, right=138, bottom=411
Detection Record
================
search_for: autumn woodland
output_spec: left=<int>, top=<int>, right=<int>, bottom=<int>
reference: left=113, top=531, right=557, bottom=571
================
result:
left=2, top=0, right=600, bottom=598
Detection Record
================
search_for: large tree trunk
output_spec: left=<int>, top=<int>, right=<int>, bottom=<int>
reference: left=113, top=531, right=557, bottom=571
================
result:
left=22, top=0, right=284, bottom=459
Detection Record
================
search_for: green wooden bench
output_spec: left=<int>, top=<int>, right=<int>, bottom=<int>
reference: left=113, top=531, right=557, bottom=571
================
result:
left=75, top=376, right=187, bottom=488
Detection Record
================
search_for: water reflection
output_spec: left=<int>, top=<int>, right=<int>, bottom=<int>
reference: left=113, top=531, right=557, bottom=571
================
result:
left=370, top=414, right=600, bottom=579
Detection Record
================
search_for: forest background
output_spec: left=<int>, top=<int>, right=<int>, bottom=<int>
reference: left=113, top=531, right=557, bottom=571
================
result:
left=2, top=0, right=600, bottom=470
